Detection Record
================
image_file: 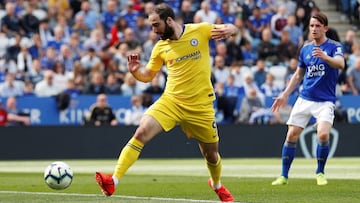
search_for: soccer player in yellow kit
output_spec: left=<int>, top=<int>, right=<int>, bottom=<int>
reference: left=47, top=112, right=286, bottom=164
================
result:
left=95, top=3, right=238, bottom=202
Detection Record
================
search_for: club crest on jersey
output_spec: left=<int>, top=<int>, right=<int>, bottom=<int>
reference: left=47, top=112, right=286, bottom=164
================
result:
left=190, top=39, right=198, bottom=46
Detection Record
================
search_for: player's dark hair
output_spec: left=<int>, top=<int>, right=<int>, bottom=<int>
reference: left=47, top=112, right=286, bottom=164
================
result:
left=152, top=3, right=175, bottom=21
left=311, top=12, right=328, bottom=26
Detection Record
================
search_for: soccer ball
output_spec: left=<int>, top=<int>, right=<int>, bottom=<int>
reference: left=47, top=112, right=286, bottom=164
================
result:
left=44, top=161, right=73, bottom=190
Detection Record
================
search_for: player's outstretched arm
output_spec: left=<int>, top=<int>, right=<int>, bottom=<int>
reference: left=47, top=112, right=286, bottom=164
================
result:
left=211, top=24, right=238, bottom=41
left=271, top=95, right=287, bottom=113
left=271, top=68, right=305, bottom=112
left=127, top=53, right=157, bottom=83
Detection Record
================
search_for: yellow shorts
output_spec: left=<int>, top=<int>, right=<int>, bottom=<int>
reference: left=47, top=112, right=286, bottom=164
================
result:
left=145, top=95, right=219, bottom=143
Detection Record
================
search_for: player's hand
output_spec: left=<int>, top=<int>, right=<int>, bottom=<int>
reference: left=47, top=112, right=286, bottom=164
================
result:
left=271, top=93, right=288, bottom=112
left=312, top=47, right=326, bottom=59
left=23, top=117, right=31, bottom=126
left=127, top=53, right=141, bottom=73
left=211, top=25, right=234, bottom=41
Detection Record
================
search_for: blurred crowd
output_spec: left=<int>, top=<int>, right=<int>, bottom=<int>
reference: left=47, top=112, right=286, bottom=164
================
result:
left=0, top=0, right=358, bottom=126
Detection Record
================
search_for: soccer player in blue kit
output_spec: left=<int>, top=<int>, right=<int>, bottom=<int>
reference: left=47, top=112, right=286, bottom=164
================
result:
left=271, top=12, right=345, bottom=186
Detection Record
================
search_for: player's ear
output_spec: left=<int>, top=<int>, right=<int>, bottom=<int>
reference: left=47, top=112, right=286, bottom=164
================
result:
left=166, top=17, right=172, bottom=25
left=323, top=26, right=329, bottom=32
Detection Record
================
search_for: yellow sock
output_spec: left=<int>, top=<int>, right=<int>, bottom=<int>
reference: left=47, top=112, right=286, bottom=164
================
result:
left=207, top=153, right=222, bottom=187
left=113, top=137, right=144, bottom=180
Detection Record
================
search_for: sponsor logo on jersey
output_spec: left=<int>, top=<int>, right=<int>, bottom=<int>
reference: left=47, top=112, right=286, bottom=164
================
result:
left=307, top=64, right=326, bottom=77
left=175, top=50, right=201, bottom=63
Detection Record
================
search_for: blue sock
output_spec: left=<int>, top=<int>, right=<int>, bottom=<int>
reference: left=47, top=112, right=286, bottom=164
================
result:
left=316, top=140, right=329, bottom=174
left=281, top=141, right=296, bottom=178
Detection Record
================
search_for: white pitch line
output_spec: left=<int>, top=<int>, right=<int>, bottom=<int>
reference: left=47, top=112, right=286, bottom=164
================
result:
left=0, top=191, right=235, bottom=203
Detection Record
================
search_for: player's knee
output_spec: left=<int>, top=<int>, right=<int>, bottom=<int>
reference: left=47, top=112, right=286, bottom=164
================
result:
left=286, top=126, right=302, bottom=142
left=133, top=126, right=151, bottom=143
left=286, top=132, right=300, bottom=142
left=204, top=151, right=219, bottom=163
left=317, top=132, right=329, bottom=141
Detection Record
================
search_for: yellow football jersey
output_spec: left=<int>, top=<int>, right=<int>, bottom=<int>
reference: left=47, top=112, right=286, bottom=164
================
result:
left=147, top=23, right=216, bottom=105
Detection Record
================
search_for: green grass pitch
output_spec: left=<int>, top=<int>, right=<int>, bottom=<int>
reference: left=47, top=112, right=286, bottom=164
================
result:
left=0, top=158, right=359, bottom=203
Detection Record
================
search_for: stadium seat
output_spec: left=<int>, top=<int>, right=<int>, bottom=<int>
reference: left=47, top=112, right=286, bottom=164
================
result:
left=240, top=66, right=252, bottom=76
left=0, top=10, right=5, bottom=20
left=33, top=9, right=47, bottom=21
left=268, top=65, right=287, bottom=90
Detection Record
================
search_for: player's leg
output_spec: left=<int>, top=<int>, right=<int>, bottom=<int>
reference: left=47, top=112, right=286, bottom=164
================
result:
left=182, top=102, right=233, bottom=202
left=198, top=141, right=234, bottom=202
left=272, top=98, right=311, bottom=185
left=313, top=101, right=335, bottom=185
left=186, top=128, right=225, bottom=190
left=315, top=122, right=331, bottom=186
left=96, top=96, right=178, bottom=196
left=181, top=102, right=223, bottom=187
left=272, top=125, right=303, bottom=185
left=315, top=121, right=331, bottom=175
left=282, top=126, right=303, bottom=177
left=95, top=115, right=163, bottom=196
left=198, top=142, right=221, bottom=187
left=113, top=115, right=163, bottom=180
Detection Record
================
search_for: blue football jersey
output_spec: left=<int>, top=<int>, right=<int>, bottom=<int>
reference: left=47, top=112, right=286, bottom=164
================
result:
left=298, top=39, right=344, bottom=103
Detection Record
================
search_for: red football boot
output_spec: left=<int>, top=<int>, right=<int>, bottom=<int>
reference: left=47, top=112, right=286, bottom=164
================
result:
left=208, top=178, right=234, bottom=202
left=95, top=172, right=115, bottom=196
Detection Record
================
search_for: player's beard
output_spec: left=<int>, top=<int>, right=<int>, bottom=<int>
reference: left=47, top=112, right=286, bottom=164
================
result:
left=160, top=21, right=174, bottom=40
